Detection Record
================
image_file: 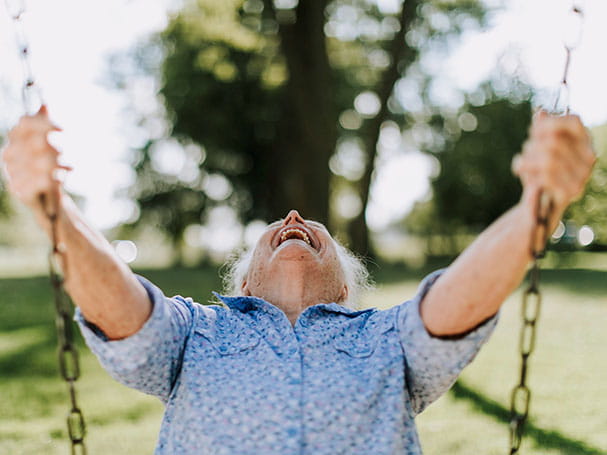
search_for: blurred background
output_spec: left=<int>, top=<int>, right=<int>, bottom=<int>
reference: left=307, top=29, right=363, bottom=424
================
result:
left=0, top=0, right=605, bottom=454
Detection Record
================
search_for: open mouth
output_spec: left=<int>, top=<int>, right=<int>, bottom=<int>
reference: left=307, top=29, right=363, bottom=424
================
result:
left=277, top=226, right=317, bottom=250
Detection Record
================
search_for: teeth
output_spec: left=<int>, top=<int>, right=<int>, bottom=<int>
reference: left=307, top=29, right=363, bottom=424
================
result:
left=280, top=228, right=311, bottom=245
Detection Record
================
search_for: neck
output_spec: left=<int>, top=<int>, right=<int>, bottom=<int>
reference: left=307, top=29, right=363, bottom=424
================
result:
left=247, top=262, right=343, bottom=326
left=271, top=273, right=318, bottom=325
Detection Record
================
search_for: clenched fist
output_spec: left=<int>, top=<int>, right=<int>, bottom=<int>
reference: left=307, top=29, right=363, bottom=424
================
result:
left=1, top=106, right=70, bottom=214
left=512, top=111, right=595, bottom=218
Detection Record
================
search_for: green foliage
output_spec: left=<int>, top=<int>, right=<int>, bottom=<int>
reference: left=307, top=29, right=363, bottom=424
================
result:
left=119, top=0, right=286, bottom=255
left=0, top=135, right=12, bottom=220
left=432, top=97, right=531, bottom=230
left=0, top=181, right=11, bottom=221
left=123, top=0, right=342, bottom=250
left=405, top=92, right=532, bottom=240
left=566, top=123, right=607, bottom=246
left=116, top=0, right=497, bottom=256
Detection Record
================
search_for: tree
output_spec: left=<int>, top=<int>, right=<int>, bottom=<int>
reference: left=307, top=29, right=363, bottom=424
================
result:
left=159, top=0, right=338, bottom=224
left=404, top=84, right=607, bottom=255
left=116, top=0, right=490, bottom=258
left=431, top=97, right=531, bottom=230
left=566, top=123, right=607, bottom=247
left=403, top=87, right=533, bottom=253
left=0, top=184, right=10, bottom=220
left=0, top=135, right=11, bottom=219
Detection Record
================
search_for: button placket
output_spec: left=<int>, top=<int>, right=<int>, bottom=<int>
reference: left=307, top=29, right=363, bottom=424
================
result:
left=281, top=343, right=304, bottom=449
left=243, top=306, right=295, bottom=358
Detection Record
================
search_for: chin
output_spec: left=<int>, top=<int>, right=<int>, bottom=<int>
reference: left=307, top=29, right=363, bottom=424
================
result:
left=272, top=241, right=319, bottom=262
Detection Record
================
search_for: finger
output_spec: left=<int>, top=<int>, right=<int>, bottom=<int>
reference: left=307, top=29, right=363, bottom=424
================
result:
left=548, top=135, right=595, bottom=182
left=512, top=154, right=558, bottom=182
left=578, top=139, right=597, bottom=167
left=15, top=106, right=62, bottom=136
left=561, top=114, right=587, bottom=139
left=8, top=172, right=57, bottom=206
left=511, top=154, right=523, bottom=176
left=9, top=118, right=42, bottom=141
left=534, top=109, right=549, bottom=122
left=38, top=106, right=63, bottom=132
left=527, top=125, right=595, bottom=173
left=533, top=114, right=590, bottom=147
left=521, top=138, right=589, bottom=186
left=52, top=164, right=72, bottom=185
left=526, top=154, right=589, bottom=205
left=6, top=131, right=61, bottom=164
left=529, top=110, right=551, bottom=137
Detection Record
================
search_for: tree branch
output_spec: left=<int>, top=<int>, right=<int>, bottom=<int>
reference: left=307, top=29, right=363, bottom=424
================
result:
left=348, top=0, right=420, bottom=254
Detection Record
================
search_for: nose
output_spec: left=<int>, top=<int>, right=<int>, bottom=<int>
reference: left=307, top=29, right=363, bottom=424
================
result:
left=282, top=209, right=305, bottom=226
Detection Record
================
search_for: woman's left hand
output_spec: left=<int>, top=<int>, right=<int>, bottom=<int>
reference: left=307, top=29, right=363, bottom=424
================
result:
left=512, top=110, right=596, bottom=219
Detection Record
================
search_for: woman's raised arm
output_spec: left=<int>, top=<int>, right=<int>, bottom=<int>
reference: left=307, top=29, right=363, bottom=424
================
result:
left=1, top=107, right=151, bottom=339
left=420, top=112, right=595, bottom=336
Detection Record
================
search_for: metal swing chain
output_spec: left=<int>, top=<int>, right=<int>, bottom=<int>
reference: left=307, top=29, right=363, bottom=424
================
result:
left=507, top=2, right=585, bottom=454
left=4, top=1, right=87, bottom=453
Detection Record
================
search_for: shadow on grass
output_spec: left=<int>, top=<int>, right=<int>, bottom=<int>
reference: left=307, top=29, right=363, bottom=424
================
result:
left=0, top=267, right=222, bottom=382
left=0, top=327, right=60, bottom=378
left=450, top=381, right=604, bottom=455
left=369, top=261, right=607, bottom=298
left=133, top=266, right=223, bottom=303
left=538, top=269, right=607, bottom=297
left=0, top=276, right=56, bottom=332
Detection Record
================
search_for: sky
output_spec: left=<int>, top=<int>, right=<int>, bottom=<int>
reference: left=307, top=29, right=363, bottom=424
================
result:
left=1, top=0, right=606, bottom=235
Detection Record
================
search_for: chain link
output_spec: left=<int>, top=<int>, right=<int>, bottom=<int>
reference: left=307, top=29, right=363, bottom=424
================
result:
left=508, top=198, right=550, bottom=454
left=4, top=2, right=87, bottom=453
left=508, top=2, right=584, bottom=453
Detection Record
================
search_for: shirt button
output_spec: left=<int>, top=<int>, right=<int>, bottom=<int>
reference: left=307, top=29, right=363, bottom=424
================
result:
left=289, top=377, right=301, bottom=385
left=286, top=427, right=298, bottom=437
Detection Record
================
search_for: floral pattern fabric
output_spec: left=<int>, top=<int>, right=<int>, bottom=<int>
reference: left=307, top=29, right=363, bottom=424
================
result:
left=75, top=270, right=497, bottom=454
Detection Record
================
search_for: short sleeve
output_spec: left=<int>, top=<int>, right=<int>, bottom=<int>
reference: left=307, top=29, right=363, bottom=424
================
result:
left=396, top=270, right=498, bottom=415
left=74, top=275, right=197, bottom=402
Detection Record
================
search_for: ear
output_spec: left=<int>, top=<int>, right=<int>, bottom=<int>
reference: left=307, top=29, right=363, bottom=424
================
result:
left=242, top=280, right=251, bottom=296
left=338, top=284, right=348, bottom=303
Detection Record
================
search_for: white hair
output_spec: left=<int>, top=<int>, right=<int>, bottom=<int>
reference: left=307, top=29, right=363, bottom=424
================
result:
left=221, top=239, right=373, bottom=309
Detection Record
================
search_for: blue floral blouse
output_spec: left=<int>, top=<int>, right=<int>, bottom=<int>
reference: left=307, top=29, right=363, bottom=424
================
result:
left=75, top=270, right=497, bottom=454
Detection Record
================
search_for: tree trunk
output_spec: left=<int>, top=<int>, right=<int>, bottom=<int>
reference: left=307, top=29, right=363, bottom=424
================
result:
left=347, top=0, right=419, bottom=256
left=267, top=0, right=337, bottom=224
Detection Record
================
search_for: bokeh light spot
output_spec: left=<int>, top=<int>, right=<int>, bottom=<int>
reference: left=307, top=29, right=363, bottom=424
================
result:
left=577, top=225, right=594, bottom=246
left=244, top=220, right=268, bottom=248
left=458, top=112, right=478, bottom=132
left=354, top=91, right=381, bottom=118
left=551, top=220, right=566, bottom=241
left=339, top=109, right=362, bottom=130
left=203, top=174, right=233, bottom=201
left=112, top=240, right=138, bottom=263
left=335, top=189, right=362, bottom=220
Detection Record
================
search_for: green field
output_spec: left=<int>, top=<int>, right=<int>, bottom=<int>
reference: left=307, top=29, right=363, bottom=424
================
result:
left=0, top=266, right=605, bottom=454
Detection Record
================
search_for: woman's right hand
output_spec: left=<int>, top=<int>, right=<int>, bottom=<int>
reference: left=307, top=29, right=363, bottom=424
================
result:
left=1, top=105, right=70, bottom=213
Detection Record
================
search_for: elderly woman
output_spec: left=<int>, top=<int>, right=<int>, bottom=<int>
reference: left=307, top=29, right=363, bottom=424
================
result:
left=1, top=107, right=594, bottom=454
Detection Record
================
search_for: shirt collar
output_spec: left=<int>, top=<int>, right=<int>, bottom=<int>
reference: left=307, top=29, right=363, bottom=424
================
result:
left=212, top=292, right=276, bottom=314
left=212, top=292, right=374, bottom=317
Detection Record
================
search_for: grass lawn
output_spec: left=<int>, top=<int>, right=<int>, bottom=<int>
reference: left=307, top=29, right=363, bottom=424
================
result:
left=0, top=265, right=605, bottom=454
